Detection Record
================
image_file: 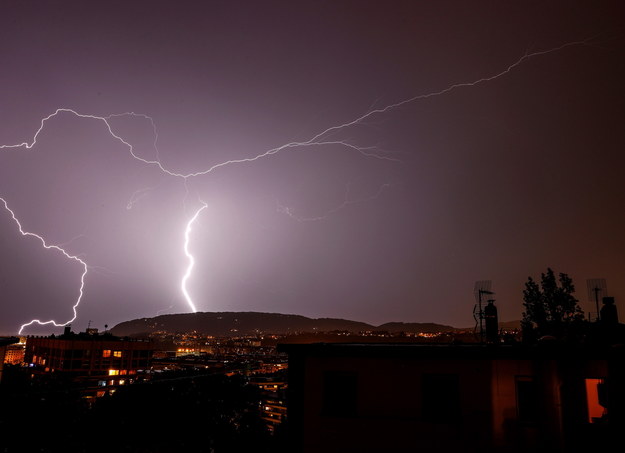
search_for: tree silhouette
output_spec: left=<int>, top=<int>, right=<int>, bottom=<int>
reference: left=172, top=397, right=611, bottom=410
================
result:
left=521, top=268, right=585, bottom=341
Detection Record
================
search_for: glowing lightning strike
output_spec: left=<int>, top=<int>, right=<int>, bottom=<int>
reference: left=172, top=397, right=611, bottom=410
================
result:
left=0, top=110, right=397, bottom=179
left=0, top=197, right=88, bottom=334
left=181, top=202, right=208, bottom=313
left=0, top=39, right=591, bottom=331
left=0, top=40, right=592, bottom=178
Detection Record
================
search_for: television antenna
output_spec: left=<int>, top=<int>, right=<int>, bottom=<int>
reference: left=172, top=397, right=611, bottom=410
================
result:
left=586, top=278, right=607, bottom=321
left=473, top=280, right=493, bottom=342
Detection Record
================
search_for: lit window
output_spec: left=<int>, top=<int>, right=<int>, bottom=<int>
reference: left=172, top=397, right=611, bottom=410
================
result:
left=108, top=369, right=119, bottom=376
left=102, top=350, right=111, bottom=358
left=113, top=351, right=122, bottom=358
left=120, top=370, right=127, bottom=375
left=586, top=378, right=608, bottom=423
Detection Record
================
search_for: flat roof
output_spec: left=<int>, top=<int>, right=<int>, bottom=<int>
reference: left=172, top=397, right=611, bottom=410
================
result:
left=277, top=342, right=625, bottom=360
left=0, top=337, right=19, bottom=347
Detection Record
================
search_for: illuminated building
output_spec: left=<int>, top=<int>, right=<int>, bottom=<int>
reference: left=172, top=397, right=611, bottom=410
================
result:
left=250, top=376, right=288, bottom=434
left=0, top=337, right=19, bottom=383
left=261, top=395, right=288, bottom=434
left=24, top=329, right=154, bottom=397
left=3, top=337, right=26, bottom=365
left=280, top=342, right=625, bottom=452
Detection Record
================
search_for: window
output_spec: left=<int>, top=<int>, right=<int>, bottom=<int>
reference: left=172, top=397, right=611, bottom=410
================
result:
left=102, top=350, right=111, bottom=358
left=113, top=351, right=122, bottom=358
left=585, top=378, right=608, bottom=423
left=322, top=371, right=358, bottom=417
left=108, top=369, right=119, bottom=376
left=516, top=377, right=539, bottom=423
left=422, top=374, right=461, bottom=423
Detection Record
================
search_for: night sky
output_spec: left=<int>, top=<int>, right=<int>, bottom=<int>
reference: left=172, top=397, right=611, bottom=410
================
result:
left=1, top=1, right=624, bottom=335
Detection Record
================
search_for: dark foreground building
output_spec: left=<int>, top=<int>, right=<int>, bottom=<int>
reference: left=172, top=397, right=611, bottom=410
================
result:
left=280, top=342, right=625, bottom=452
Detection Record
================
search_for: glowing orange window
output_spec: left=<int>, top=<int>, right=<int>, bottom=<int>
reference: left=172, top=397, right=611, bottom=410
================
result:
left=585, top=378, right=608, bottom=423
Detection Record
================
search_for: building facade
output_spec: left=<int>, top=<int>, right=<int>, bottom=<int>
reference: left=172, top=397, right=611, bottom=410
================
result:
left=25, top=333, right=154, bottom=397
left=280, top=343, right=625, bottom=452
left=3, top=337, right=26, bottom=365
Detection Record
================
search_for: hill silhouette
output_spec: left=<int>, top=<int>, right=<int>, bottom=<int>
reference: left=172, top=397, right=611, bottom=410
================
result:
left=110, top=312, right=457, bottom=337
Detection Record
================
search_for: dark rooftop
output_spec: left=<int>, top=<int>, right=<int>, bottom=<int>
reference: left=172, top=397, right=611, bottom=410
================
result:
left=278, top=341, right=625, bottom=360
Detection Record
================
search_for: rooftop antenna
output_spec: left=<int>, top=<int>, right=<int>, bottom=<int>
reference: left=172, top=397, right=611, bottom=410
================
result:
left=586, top=278, right=607, bottom=322
left=473, top=280, right=493, bottom=343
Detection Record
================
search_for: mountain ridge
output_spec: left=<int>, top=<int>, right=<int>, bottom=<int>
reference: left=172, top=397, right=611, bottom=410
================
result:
left=109, top=311, right=459, bottom=337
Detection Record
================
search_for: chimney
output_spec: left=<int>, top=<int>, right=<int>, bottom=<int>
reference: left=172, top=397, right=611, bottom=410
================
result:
left=484, top=300, right=499, bottom=344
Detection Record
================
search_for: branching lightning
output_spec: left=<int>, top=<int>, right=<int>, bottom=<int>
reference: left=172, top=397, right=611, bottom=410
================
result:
left=0, top=110, right=398, bottom=177
left=278, top=183, right=392, bottom=222
left=300, top=40, right=591, bottom=146
left=181, top=202, right=208, bottom=313
left=0, top=197, right=88, bottom=334
left=0, top=39, right=589, bottom=332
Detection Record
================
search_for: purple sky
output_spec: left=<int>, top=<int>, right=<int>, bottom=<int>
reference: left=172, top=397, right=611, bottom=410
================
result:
left=1, top=1, right=624, bottom=334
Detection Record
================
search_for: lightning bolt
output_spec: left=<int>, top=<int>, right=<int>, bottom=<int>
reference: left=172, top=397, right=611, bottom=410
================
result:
left=278, top=183, right=391, bottom=222
left=300, top=40, right=590, bottom=145
left=126, top=185, right=161, bottom=210
left=0, top=197, right=88, bottom=334
left=181, top=202, right=208, bottom=313
left=0, top=39, right=590, bottom=332
left=106, top=111, right=163, bottom=163
left=156, top=304, right=175, bottom=316
left=0, top=109, right=397, bottom=177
